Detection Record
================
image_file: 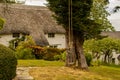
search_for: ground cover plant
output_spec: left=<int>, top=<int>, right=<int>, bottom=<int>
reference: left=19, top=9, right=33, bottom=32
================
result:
left=18, top=60, right=120, bottom=80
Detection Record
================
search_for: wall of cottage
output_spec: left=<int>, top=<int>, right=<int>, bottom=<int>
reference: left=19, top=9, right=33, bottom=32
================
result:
left=0, top=34, right=23, bottom=47
left=45, top=33, right=66, bottom=49
left=0, top=35, right=13, bottom=46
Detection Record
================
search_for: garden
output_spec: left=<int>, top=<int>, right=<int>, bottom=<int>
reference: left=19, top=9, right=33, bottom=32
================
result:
left=0, top=35, right=120, bottom=80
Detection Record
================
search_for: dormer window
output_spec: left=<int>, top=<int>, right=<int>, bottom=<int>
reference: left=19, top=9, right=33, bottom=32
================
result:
left=13, top=33, right=20, bottom=38
left=48, top=33, right=55, bottom=38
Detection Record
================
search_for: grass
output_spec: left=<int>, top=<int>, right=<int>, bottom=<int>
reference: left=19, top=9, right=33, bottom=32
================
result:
left=89, top=66, right=120, bottom=80
left=17, top=60, right=64, bottom=67
left=18, top=60, right=120, bottom=80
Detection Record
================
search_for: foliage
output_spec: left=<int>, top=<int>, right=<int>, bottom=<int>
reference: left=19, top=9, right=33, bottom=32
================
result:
left=16, top=48, right=35, bottom=59
left=85, top=53, right=93, bottom=66
left=0, top=17, right=4, bottom=30
left=60, top=51, right=66, bottom=61
left=43, top=48, right=65, bottom=61
left=0, top=44, right=17, bottom=80
left=54, top=51, right=66, bottom=61
left=84, top=37, right=120, bottom=64
left=47, top=0, right=113, bottom=39
left=15, top=36, right=36, bottom=59
left=9, top=35, right=25, bottom=50
left=91, top=60, right=101, bottom=66
left=31, top=46, right=65, bottom=61
left=90, top=0, right=114, bottom=32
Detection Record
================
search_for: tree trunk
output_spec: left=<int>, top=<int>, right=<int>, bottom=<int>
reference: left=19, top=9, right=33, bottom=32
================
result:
left=74, top=33, right=88, bottom=70
left=65, top=30, right=76, bottom=67
left=66, top=30, right=88, bottom=70
left=65, top=30, right=88, bottom=70
left=104, top=52, right=107, bottom=63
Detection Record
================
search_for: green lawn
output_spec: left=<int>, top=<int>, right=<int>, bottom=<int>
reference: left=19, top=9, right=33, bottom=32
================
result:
left=17, top=60, right=65, bottom=67
left=89, top=66, right=120, bottom=80
left=18, top=60, right=120, bottom=80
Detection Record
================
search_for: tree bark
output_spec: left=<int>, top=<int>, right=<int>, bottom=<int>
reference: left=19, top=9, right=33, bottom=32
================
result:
left=65, top=30, right=88, bottom=70
left=65, top=30, right=76, bottom=67
left=104, top=52, right=107, bottom=63
left=74, top=33, right=88, bottom=70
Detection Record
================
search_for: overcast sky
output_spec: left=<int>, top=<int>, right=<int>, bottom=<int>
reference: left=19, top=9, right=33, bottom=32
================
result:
left=23, top=0, right=120, bottom=31
left=107, top=0, right=120, bottom=31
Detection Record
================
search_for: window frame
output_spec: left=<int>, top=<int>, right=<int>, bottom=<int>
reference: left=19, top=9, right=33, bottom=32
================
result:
left=48, top=33, right=55, bottom=38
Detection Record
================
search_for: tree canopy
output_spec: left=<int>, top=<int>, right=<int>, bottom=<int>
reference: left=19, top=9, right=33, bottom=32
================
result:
left=47, top=0, right=113, bottom=40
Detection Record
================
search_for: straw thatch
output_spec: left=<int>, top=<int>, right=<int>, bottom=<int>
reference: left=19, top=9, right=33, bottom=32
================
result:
left=0, top=4, right=65, bottom=46
left=101, top=31, right=120, bottom=39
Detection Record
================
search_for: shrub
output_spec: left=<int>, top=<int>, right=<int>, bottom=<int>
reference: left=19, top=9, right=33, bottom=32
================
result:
left=15, top=36, right=36, bottom=59
left=85, top=53, right=93, bottom=66
left=16, top=48, right=35, bottom=59
left=59, top=51, right=66, bottom=61
left=91, top=60, right=101, bottom=66
left=54, top=55, right=61, bottom=60
left=42, top=47, right=65, bottom=61
left=0, top=44, right=17, bottom=80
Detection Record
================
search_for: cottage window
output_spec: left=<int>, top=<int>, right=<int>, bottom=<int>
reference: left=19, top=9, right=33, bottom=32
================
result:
left=48, top=33, right=55, bottom=38
left=13, top=33, right=20, bottom=38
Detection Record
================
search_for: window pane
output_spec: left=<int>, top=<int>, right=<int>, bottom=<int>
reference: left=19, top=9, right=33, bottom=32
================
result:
left=13, top=33, right=20, bottom=38
left=48, top=33, right=55, bottom=38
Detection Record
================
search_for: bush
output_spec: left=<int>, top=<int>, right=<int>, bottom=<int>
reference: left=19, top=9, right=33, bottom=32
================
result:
left=91, top=60, right=101, bottom=66
left=85, top=53, right=93, bottom=66
left=15, top=36, right=36, bottom=59
left=0, top=44, right=17, bottom=80
left=54, top=55, right=61, bottom=60
left=60, top=51, right=66, bottom=61
left=39, top=47, right=65, bottom=61
left=16, top=48, right=35, bottom=59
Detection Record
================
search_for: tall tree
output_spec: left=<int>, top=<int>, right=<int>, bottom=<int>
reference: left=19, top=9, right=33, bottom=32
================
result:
left=47, top=0, right=113, bottom=70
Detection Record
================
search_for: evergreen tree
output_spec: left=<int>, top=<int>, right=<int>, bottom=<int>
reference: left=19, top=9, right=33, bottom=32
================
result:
left=46, top=0, right=113, bottom=70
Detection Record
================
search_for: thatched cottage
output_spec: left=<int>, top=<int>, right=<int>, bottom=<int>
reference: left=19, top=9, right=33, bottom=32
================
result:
left=0, top=4, right=66, bottom=48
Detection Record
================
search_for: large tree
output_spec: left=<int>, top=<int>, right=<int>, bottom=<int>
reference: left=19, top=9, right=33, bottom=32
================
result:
left=46, top=0, right=113, bottom=70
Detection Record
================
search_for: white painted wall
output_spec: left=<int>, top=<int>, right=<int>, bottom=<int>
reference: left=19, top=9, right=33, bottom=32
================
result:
left=45, top=34, right=66, bottom=49
left=112, top=52, right=120, bottom=65
left=0, top=34, right=23, bottom=47
left=0, top=35, right=14, bottom=46
left=25, top=0, right=47, bottom=6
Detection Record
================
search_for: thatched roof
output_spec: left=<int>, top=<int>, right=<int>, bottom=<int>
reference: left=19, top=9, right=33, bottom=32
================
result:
left=0, top=4, right=65, bottom=46
left=101, top=31, right=120, bottom=39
